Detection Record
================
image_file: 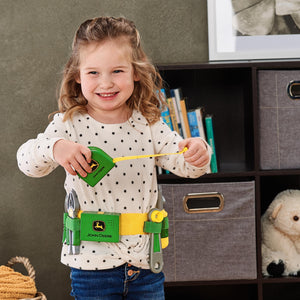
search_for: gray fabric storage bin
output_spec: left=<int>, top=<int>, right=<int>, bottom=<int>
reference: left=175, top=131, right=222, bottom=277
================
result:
left=259, top=70, right=300, bottom=169
left=160, top=181, right=256, bottom=282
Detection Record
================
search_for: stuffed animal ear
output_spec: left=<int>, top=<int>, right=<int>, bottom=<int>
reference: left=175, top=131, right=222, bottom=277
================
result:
left=270, top=203, right=283, bottom=220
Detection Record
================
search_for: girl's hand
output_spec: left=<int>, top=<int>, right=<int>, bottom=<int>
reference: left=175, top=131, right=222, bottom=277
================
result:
left=178, top=138, right=210, bottom=168
left=53, top=139, right=92, bottom=177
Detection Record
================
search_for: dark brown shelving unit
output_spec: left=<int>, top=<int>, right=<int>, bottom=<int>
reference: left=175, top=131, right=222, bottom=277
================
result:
left=158, top=60, right=300, bottom=300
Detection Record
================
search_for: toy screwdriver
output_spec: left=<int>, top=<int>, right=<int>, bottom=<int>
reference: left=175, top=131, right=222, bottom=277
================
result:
left=79, top=146, right=188, bottom=187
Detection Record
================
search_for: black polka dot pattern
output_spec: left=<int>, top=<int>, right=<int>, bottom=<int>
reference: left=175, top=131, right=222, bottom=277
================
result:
left=16, top=110, right=208, bottom=270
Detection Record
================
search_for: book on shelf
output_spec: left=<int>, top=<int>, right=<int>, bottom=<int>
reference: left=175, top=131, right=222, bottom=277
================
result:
left=170, top=88, right=187, bottom=138
left=187, top=109, right=199, bottom=138
left=179, top=99, right=191, bottom=138
left=166, top=97, right=180, bottom=134
left=160, top=89, right=173, bottom=131
left=195, top=108, right=207, bottom=141
left=187, top=107, right=207, bottom=140
left=205, top=115, right=218, bottom=173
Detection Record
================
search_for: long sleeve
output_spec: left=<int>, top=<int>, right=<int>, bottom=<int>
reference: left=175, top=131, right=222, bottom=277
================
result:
left=17, top=113, right=67, bottom=177
left=151, top=119, right=212, bottom=178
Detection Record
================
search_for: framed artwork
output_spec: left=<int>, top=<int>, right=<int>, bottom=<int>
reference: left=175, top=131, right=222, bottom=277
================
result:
left=207, top=0, right=300, bottom=61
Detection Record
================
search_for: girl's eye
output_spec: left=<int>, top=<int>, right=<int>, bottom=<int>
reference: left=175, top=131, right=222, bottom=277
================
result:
left=113, top=70, right=123, bottom=74
left=89, top=71, right=98, bottom=75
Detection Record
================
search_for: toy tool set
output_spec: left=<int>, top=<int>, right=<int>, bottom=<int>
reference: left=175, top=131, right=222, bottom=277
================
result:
left=63, top=189, right=169, bottom=273
left=79, top=146, right=188, bottom=186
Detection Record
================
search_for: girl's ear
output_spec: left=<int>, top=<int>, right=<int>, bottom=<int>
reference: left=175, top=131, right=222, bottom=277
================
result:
left=134, top=72, right=140, bottom=82
left=75, top=70, right=81, bottom=84
left=75, top=72, right=81, bottom=84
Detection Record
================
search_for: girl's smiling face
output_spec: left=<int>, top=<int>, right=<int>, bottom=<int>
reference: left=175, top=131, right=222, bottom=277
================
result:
left=77, top=38, right=139, bottom=123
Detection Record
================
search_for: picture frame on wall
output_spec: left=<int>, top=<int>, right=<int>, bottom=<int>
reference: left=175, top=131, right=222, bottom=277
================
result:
left=207, top=0, right=300, bottom=61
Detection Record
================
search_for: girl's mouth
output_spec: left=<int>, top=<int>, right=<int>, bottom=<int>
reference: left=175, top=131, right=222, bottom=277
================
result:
left=97, top=92, right=119, bottom=98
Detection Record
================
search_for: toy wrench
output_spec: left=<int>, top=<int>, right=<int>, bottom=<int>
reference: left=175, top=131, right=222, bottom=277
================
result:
left=148, top=188, right=164, bottom=273
left=65, top=189, right=80, bottom=255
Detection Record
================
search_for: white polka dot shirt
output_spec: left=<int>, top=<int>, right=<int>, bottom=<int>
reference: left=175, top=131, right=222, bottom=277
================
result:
left=17, top=110, right=210, bottom=270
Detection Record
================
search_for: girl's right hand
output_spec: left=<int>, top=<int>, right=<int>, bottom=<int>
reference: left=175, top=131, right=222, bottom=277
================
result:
left=53, top=139, right=92, bottom=177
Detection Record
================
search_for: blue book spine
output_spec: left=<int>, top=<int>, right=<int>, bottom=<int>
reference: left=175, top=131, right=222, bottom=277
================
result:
left=187, top=110, right=200, bottom=137
left=205, top=115, right=218, bottom=173
left=160, top=89, right=173, bottom=131
left=161, top=110, right=173, bottom=131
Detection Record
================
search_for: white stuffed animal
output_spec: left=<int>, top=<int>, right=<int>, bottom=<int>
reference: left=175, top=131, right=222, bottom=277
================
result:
left=262, top=189, right=300, bottom=277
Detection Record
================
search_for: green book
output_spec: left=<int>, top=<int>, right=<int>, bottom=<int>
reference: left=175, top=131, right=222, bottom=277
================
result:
left=205, top=115, right=218, bottom=173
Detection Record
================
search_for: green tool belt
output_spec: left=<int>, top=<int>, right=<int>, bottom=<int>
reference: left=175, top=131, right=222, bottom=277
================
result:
left=62, top=211, right=169, bottom=246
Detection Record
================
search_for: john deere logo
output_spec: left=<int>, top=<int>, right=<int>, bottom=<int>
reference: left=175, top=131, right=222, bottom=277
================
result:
left=93, top=220, right=105, bottom=232
left=89, top=159, right=99, bottom=172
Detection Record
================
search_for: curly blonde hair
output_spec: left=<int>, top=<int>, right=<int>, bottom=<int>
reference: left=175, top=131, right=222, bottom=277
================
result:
left=54, top=16, right=164, bottom=124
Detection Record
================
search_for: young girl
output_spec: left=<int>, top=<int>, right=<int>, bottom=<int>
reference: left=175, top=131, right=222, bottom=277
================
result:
left=17, top=17, right=211, bottom=299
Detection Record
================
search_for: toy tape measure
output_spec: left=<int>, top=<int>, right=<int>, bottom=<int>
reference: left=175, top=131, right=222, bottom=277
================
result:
left=78, top=146, right=188, bottom=187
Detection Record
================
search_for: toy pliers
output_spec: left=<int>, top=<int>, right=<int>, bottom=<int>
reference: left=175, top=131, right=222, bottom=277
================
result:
left=65, top=189, right=80, bottom=255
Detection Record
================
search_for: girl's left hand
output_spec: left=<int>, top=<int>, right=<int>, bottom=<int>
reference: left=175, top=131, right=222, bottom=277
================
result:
left=178, top=138, right=210, bottom=168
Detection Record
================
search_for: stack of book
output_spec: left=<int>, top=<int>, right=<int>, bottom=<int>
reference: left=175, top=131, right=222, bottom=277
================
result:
left=159, top=88, right=218, bottom=174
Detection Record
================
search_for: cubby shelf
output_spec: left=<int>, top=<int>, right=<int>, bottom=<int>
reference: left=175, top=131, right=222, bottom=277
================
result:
left=158, top=60, right=300, bottom=300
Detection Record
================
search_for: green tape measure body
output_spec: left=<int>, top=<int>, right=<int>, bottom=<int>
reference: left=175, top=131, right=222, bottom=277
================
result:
left=78, top=147, right=115, bottom=187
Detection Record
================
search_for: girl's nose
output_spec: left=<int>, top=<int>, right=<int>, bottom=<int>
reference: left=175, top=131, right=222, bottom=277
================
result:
left=99, top=74, right=114, bottom=89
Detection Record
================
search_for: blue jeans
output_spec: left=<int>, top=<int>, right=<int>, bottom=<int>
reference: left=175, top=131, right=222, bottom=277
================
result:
left=70, top=263, right=165, bottom=299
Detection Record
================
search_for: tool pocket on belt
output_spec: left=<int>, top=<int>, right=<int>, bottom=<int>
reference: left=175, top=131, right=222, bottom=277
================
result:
left=63, top=212, right=121, bottom=245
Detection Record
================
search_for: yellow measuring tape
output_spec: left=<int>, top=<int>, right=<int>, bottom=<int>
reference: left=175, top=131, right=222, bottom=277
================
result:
left=112, top=147, right=188, bottom=163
